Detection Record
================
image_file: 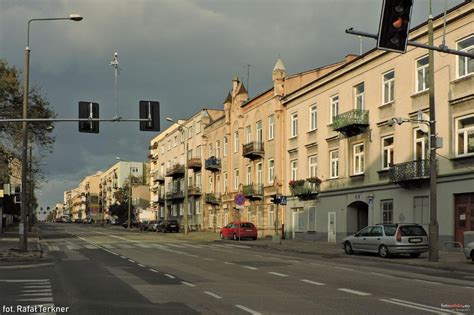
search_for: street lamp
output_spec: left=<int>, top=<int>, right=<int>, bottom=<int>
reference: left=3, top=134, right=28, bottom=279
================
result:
left=166, top=117, right=190, bottom=235
left=20, top=14, right=83, bottom=251
left=116, top=157, right=133, bottom=229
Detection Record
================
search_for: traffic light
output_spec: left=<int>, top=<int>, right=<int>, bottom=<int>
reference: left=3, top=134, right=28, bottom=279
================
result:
left=377, top=0, right=413, bottom=53
left=270, top=194, right=277, bottom=204
left=79, top=101, right=99, bottom=133
left=139, top=100, right=160, bottom=131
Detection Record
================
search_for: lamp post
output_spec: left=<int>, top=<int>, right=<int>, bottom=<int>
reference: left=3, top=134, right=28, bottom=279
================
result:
left=116, top=157, right=133, bottom=229
left=20, top=14, right=83, bottom=251
left=166, top=117, right=189, bottom=235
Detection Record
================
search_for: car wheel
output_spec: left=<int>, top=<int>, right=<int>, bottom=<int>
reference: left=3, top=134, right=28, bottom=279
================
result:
left=344, top=241, right=354, bottom=255
left=252, top=237, right=257, bottom=240
left=378, top=245, right=390, bottom=258
left=233, top=233, right=237, bottom=241
left=409, top=253, right=421, bottom=258
left=220, top=232, right=224, bottom=240
left=470, top=250, right=474, bottom=262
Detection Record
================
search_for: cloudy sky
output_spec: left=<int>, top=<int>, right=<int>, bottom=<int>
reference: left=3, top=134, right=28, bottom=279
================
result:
left=0, top=0, right=463, bottom=208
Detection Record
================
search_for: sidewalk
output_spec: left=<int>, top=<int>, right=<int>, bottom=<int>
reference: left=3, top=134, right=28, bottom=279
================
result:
left=0, top=224, right=43, bottom=263
left=155, top=231, right=474, bottom=273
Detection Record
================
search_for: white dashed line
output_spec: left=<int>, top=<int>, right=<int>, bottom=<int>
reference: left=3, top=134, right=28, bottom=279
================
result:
left=109, top=251, right=119, bottom=256
left=380, top=298, right=460, bottom=314
left=181, top=281, right=196, bottom=287
left=204, top=291, right=222, bottom=299
left=203, top=258, right=215, bottom=261
left=137, top=264, right=145, bottom=267
left=338, top=288, right=371, bottom=296
left=300, top=279, right=326, bottom=286
left=413, top=279, right=441, bottom=285
left=242, top=266, right=257, bottom=270
left=310, top=262, right=325, bottom=267
left=235, top=305, right=262, bottom=315
left=149, top=269, right=159, bottom=273
left=224, top=262, right=235, bottom=265
left=164, top=274, right=175, bottom=279
left=268, top=272, right=288, bottom=277
left=128, top=259, right=135, bottom=263
left=187, top=254, right=199, bottom=258
left=334, top=266, right=354, bottom=271
left=120, top=256, right=127, bottom=259
left=370, top=272, right=393, bottom=278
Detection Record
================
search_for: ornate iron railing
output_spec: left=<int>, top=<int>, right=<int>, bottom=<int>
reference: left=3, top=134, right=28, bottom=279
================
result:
left=389, top=159, right=430, bottom=184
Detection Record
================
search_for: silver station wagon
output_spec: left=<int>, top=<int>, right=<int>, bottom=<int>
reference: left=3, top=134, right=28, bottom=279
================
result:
left=342, top=223, right=429, bottom=258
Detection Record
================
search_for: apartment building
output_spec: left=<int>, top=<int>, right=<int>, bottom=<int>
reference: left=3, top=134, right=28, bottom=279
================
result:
left=149, top=110, right=222, bottom=229
left=281, top=2, right=473, bottom=244
left=78, top=172, right=101, bottom=221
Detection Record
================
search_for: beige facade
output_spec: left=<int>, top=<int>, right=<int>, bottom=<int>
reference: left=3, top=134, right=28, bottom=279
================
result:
left=281, top=2, right=473, bottom=243
left=78, top=172, right=101, bottom=220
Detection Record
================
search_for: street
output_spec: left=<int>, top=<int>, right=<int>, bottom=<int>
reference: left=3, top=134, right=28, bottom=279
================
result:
left=0, top=223, right=472, bottom=315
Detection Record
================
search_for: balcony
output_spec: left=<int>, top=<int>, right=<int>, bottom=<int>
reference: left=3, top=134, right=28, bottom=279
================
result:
left=242, top=142, right=264, bottom=160
left=153, top=173, right=165, bottom=183
left=289, top=179, right=320, bottom=200
left=389, top=159, right=430, bottom=188
left=166, top=163, right=185, bottom=178
left=242, top=184, right=264, bottom=200
left=205, top=157, right=221, bottom=172
left=332, top=109, right=369, bottom=137
left=154, top=193, right=165, bottom=204
left=187, top=157, right=202, bottom=170
left=188, top=185, right=202, bottom=196
left=204, top=193, right=221, bottom=205
left=171, top=189, right=185, bottom=200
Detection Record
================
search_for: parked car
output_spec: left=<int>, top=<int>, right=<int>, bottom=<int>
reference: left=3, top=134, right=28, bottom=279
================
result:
left=139, top=220, right=150, bottom=231
left=122, top=220, right=139, bottom=228
left=83, top=217, right=93, bottom=224
left=220, top=221, right=258, bottom=240
left=157, top=220, right=180, bottom=233
left=54, top=218, right=63, bottom=223
left=146, top=220, right=160, bottom=232
left=74, top=218, right=83, bottom=224
left=342, top=223, right=428, bottom=258
left=464, top=242, right=474, bottom=262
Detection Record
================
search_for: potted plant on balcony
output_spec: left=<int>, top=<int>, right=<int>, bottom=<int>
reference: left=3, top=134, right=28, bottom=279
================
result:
left=289, top=179, right=305, bottom=195
left=306, top=177, right=322, bottom=185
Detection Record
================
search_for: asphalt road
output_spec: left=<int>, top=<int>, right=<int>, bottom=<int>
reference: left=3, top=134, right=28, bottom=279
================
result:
left=0, top=223, right=472, bottom=315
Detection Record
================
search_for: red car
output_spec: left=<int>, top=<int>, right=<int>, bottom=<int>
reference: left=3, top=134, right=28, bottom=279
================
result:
left=220, top=221, right=257, bottom=240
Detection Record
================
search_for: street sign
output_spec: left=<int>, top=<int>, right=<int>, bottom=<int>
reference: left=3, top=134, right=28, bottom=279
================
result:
left=235, top=205, right=244, bottom=210
left=234, top=194, right=245, bottom=206
left=280, top=196, right=287, bottom=205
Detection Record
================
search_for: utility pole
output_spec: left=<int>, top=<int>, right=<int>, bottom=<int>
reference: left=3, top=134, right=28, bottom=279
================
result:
left=183, top=127, right=189, bottom=235
left=28, top=144, right=33, bottom=232
left=128, top=167, right=132, bottom=229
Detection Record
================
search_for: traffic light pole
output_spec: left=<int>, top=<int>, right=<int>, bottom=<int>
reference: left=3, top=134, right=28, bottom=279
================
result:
left=345, top=28, right=474, bottom=59
left=0, top=118, right=152, bottom=123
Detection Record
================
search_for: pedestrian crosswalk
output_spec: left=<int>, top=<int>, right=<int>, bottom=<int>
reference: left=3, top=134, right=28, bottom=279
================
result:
left=44, top=242, right=251, bottom=252
left=0, top=279, right=56, bottom=315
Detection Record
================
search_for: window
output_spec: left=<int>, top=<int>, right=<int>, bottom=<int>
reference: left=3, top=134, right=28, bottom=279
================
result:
left=290, top=112, right=298, bottom=137
left=381, top=200, right=393, bottom=224
left=223, top=172, right=228, bottom=192
left=308, top=206, right=316, bottom=231
left=195, top=200, right=201, bottom=214
left=268, top=115, right=275, bottom=140
left=290, top=160, right=298, bottom=181
left=208, top=176, right=213, bottom=193
left=268, top=159, right=275, bottom=184
left=161, top=144, right=165, bottom=154
left=308, top=155, right=317, bottom=178
left=179, top=203, right=183, bottom=216
left=233, top=131, right=239, bottom=153
left=294, top=208, right=305, bottom=232
left=216, top=175, right=221, bottom=193
left=382, top=70, right=395, bottom=104
left=246, top=165, right=251, bottom=184
left=167, top=140, right=171, bottom=150
left=416, top=55, right=429, bottom=92
left=173, top=135, right=178, bottom=147
left=256, top=162, right=262, bottom=184
left=223, top=137, right=228, bottom=156
left=196, top=145, right=201, bottom=158
left=457, top=36, right=474, bottom=77
left=381, top=136, right=394, bottom=170
left=269, top=205, right=275, bottom=229
left=455, top=114, right=474, bottom=157
left=188, top=125, right=193, bottom=139
left=245, top=125, right=251, bottom=144
left=353, top=143, right=365, bottom=175
left=330, top=95, right=339, bottom=123
left=208, top=144, right=213, bottom=157
left=187, top=149, right=193, bottom=160
left=309, top=105, right=317, bottom=131
left=196, top=121, right=201, bottom=134
left=414, top=128, right=428, bottom=160
left=196, top=173, right=201, bottom=188
left=216, top=141, right=221, bottom=159
left=354, top=83, right=365, bottom=110
left=256, top=120, right=263, bottom=143
left=234, top=169, right=239, bottom=190
left=329, top=150, right=339, bottom=179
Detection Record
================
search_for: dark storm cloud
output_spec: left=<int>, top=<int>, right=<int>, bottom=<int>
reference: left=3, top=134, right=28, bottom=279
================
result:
left=0, top=0, right=463, bottom=207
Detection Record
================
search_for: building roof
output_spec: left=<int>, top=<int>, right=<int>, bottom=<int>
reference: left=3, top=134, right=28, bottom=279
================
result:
left=273, top=57, right=286, bottom=72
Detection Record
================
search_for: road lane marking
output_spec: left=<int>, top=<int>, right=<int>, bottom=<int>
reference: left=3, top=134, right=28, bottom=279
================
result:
left=413, top=279, right=441, bottom=285
left=19, top=293, right=52, bottom=296
left=47, top=245, right=59, bottom=251
left=149, top=269, right=159, bottom=273
left=370, top=272, right=393, bottom=278
left=165, top=243, right=186, bottom=248
left=164, top=274, right=175, bottom=279
left=137, top=264, right=146, bottom=268
left=181, top=281, right=196, bottom=287
left=380, top=298, right=459, bottom=314
left=224, top=262, right=235, bottom=265
left=23, top=286, right=51, bottom=289
left=242, top=266, right=257, bottom=270
left=136, top=243, right=154, bottom=248
left=120, top=256, right=127, bottom=259
left=102, top=244, right=116, bottom=249
left=0, top=280, right=50, bottom=283
left=300, top=279, right=326, bottom=286
left=180, top=244, right=201, bottom=248
left=84, top=245, right=98, bottom=249
left=204, top=291, right=222, bottom=299
left=226, top=244, right=251, bottom=249
left=204, top=258, right=215, bottom=261
left=128, top=259, right=135, bottom=263
left=187, top=254, right=199, bottom=258
left=66, top=245, right=81, bottom=250
left=21, top=289, right=52, bottom=293
left=334, top=266, right=354, bottom=271
left=235, top=305, right=262, bottom=315
left=338, top=288, right=371, bottom=296
left=310, top=262, right=326, bottom=267
left=17, top=297, right=53, bottom=302
left=268, top=272, right=288, bottom=277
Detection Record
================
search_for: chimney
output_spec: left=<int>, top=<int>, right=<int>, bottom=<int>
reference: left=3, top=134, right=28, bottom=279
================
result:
left=232, top=76, right=240, bottom=94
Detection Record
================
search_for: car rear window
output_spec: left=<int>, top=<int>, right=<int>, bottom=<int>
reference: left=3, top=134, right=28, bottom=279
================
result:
left=383, top=225, right=397, bottom=236
left=240, top=223, right=255, bottom=228
left=400, top=225, right=427, bottom=236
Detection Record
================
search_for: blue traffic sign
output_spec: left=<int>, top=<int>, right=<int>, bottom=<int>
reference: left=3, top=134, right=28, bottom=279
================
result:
left=234, top=194, right=245, bottom=206
left=280, top=196, right=287, bottom=205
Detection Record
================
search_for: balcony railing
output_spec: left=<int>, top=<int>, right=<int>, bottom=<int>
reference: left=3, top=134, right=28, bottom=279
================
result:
left=242, top=141, right=264, bottom=160
left=289, top=179, right=320, bottom=199
left=242, top=184, right=264, bottom=200
left=153, top=173, right=165, bottom=183
left=332, top=109, right=369, bottom=137
left=205, top=157, right=221, bottom=172
left=389, top=159, right=430, bottom=187
left=204, top=193, right=221, bottom=205
left=166, top=163, right=185, bottom=177
left=188, top=185, right=202, bottom=196
left=187, top=157, right=202, bottom=170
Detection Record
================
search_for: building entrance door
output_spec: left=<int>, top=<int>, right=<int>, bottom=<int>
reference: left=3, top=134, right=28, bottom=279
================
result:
left=454, top=193, right=474, bottom=245
left=328, top=212, right=336, bottom=243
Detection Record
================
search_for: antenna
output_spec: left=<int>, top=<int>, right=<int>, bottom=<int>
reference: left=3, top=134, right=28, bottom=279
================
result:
left=110, top=52, right=120, bottom=119
left=246, top=64, right=251, bottom=96
left=359, top=35, right=363, bottom=55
